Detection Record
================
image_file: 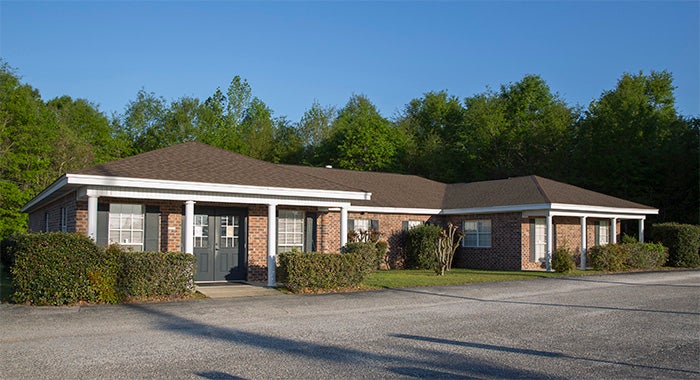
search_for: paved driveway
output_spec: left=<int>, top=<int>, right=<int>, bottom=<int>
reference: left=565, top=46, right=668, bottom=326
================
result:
left=1, top=271, right=698, bottom=379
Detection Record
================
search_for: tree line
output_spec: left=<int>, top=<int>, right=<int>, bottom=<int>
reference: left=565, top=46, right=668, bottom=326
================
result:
left=1, top=60, right=697, bottom=239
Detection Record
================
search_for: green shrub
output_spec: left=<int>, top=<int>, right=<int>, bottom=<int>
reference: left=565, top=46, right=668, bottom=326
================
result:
left=278, top=251, right=370, bottom=293
left=651, top=223, right=700, bottom=267
left=552, top=247, right=575, bottom=273
left=112, top=247, right=196, bottom=300
left=588, top=243, right=668, bottom=271
left=7, top=233, right=110, bottom=305
left=342, top=241, right=386, bottom=270
left=1, top=234, right=196, bottom=305
left=405, top=224, right=443, bottom=269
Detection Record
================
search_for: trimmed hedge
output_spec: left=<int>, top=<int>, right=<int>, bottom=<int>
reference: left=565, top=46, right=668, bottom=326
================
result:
left=110, top=245, right=196, bottom=300
left=552, top=247, right=575, bottom=273
left=588, top=243, right=668, bottom=272
left=341, top=241, right=386, bottom=271
left=1, top=233, right=196, bottom=305
left=278, top=251, right=371, bottom=293
left=651, top=223, right=700, bottom=268
left=404, top=224, right=442, bottom=269
left=3, top=233, right=108, bottom=305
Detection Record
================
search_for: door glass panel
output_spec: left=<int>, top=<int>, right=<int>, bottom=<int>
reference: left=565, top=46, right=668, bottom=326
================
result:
left=194, top=214, right=209, bottom=248
left=220, top=215, right=239, bottom=248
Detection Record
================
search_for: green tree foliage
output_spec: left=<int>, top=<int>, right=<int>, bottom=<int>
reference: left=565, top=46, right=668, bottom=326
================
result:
left=298, top=100, right=335, bottom=164
left=461, top=75, right=575, bottom=181
left=569, top=71, right=698, bottom=223
left=397, top=91, right=465, bottom=182
left=319, top=95, right=404, bottom=171
left=0, top=62, right=124, bottom=239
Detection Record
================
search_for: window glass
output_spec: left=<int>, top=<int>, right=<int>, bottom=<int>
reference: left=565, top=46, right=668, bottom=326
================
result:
left=278, top=210, right=305, bottom=253
left=462, top=220, right=492, bottom=248
left=108, top=204, right=145, bottom=251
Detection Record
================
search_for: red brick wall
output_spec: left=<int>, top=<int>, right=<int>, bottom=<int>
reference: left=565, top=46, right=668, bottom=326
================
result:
left=247, top=205, right=268, bottom=282
left=446, top=212, right=523, bottom=271
left=28, top=192, right=78, bottom=233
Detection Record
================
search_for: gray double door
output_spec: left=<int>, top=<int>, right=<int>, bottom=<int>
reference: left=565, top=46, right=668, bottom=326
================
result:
left=193, top=206, right=247, bottom=282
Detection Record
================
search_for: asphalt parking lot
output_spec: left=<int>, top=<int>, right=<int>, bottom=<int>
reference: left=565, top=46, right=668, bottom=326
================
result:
left=1, top=270, right=698, bottom=379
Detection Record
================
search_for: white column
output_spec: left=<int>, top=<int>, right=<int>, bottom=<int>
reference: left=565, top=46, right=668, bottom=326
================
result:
left=639, top=217, right=645, bottom=242
left=267, top=203, right=277, bottom=287
left=545, top=214, right=553, bottom=272
left=340, top=206, right=348, bottom=248
left=611, top=218, right=618, bottom=244
left=580, top=216, right=587, bottom=270
left=184, top=200, right=195, bottom=254
left=87, top=195, right=98, bottom=242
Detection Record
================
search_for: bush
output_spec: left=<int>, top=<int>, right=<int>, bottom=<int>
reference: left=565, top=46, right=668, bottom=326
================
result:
left=405, top=224, right=443, bottom=269
left=278, top=251, right=370, bottom=293
left=588, top=243, right=668, bottom=272
left=651, top=223, right=700, bottom=267
left=552, top=247, right=575, bottom=273
left=5, top=233, right=110, bottom=305
left=342, top=241, right=386, bottom=271
left=0, top=233, right=196, bottom=305
left=110, top=245, right=196, bottom=300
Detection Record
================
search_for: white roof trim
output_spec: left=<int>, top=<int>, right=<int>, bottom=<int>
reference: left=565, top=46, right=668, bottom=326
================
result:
left=82, top=187, right=353, bottom=208
left=348, top=206, right=442, bottom=215
left=20, top=176, right=68, bottom=212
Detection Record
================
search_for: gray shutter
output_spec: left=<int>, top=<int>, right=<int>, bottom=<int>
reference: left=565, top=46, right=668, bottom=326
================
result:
left=402, top=221, right=409, bottom=231
left=144, top=206, right=160, bottom=252
left=529, top=219, right=536, bottom=262
left=348, top=219, right=354, bottom=231
left=305, top=213, right=317, bottom=252
left=594, top=221, right=600, bottom=245
left=371, top=220, right=379, bottom=231
left=96, top=203, right=109, bottom=247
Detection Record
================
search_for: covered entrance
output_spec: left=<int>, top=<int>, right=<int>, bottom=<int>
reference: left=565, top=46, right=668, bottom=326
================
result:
left=193, top=206, right=247, bottom=282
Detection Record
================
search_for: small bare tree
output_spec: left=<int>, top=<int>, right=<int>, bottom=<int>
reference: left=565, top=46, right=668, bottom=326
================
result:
left=435, top=223, right=464, bottom=276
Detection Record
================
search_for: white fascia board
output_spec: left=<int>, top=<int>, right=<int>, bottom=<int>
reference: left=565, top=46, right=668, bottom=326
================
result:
left=347, top=206, right=442, bottom=215
left=20, top=176, right=68, bottom=212
left=84, top=187, right=352, bottom=208
left=548, top=203, right=658, bottom=215
left=523, top=210, right=649, bottom=220
left=440, top=204, right=552, bottom=215
left=66, top=174, right=370, bottom=201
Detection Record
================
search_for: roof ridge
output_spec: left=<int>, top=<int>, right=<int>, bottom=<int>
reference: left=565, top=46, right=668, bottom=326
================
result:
left=529, top=175, right=552, bottom=203
left=280, top=165, right=371, bottom=193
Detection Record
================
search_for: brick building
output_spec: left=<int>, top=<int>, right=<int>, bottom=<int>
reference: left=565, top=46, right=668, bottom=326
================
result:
left=22, top=142, right=657, bottom=285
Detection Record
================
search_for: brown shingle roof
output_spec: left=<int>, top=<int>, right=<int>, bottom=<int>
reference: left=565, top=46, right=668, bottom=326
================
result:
left=76, top=142, right=364, bottom=193
left=74, top=142, right=655, bottom=211
left=443, top=176, right=655, bottom=210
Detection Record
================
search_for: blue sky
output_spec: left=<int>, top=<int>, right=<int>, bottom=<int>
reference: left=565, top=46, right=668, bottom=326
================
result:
left=1, top=1, right=698, bottom=122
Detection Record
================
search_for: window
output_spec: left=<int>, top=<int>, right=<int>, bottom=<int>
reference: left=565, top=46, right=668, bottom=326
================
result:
left=193, top=214, right=209, bottom=248
left=462, top=220, right=492, bottom=248
left=278, top=210, right=304, bottom=253
left=108, top=204, right=144, bottom=251
left=349, top=219, right=379, bottom=242
left=596, top=220, right=610, bottom=245
left=402, top=220, right=423, bottom=231
left=60, top=207, right=68, bottom=232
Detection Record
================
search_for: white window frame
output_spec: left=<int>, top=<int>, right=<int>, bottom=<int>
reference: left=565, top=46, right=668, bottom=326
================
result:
left=278, top=210, right=305, bottom=253
left=462, top=219, right=492, bottom=248
left=596, top=220, right=610, bottom=245
left=406, top=220, right=423, bottom=230
left=60, top=207, right=68, bottom=232
left=108, top=204, right=145, bottom=251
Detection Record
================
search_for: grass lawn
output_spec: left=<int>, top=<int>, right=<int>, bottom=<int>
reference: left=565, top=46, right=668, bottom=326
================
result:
left=0, top=263, right=12, bottom=303
left=363, top=268, right=598, bottom=289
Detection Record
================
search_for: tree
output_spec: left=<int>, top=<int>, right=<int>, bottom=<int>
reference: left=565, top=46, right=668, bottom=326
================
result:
left=297, top=100, right=335, bottom=164
left=319, top=95, right=403, bottom=171
left=570, top=71, right=698, bottom=224
left=461, top=75, right=575, bottom=180
left=239, top=97, right=275, bottom=160
left=396, top=91, right=465, bottom=182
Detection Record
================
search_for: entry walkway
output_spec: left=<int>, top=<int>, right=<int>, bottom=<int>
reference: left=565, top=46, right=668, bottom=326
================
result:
left=195, top=282, right=281, bottom=299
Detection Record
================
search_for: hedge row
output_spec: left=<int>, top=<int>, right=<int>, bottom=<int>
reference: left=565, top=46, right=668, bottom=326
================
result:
left=278, top=251, right=373, bottom=293
left=1, top=233, right=195, bottom=305
left=651, top=223, right=700, bottom=268
left=404, top=224, right=443, bottom=269
left=588, top=243, right=668, bottom=272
